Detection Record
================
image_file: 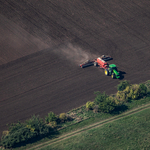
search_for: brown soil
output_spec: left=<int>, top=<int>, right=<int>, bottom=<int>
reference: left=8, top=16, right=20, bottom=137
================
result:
left=0, top=0, right=150, bottom=136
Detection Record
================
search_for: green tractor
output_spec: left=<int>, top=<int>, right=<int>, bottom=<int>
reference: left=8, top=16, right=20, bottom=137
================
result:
left=104, top=64, right=120, bottom=79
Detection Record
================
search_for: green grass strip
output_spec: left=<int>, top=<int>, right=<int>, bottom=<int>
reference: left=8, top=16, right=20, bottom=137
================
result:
left=29, top=103, right=150, bottom=150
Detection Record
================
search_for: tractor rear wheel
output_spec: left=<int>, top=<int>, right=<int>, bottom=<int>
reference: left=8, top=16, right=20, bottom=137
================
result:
left=104, top=69, right=109, bottom=76
left=94, top=62, right=97, bottom=66
left=111, top=73, right=115, bottom=79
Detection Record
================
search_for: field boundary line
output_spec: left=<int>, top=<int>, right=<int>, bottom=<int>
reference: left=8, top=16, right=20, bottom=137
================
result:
left=28, top=103, right=150, bottom=150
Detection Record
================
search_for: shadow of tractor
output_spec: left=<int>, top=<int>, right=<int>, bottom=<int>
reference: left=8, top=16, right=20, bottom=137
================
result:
left=119, top=71, right=126, bottom=80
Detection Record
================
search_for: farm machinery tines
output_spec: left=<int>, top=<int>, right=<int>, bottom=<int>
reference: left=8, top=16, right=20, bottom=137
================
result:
left=79, top=55, right=120, bottom=79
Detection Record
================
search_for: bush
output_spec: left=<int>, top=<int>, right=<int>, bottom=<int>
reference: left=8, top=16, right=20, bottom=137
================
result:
left=26, top=115, right=50, bottom=135
left=86, top=101, right=95, bottom=110
left=94, top=92, right=119, bottom=113
left=8, top=121, right=24, bottom=134
left=139, top=83, right=147, bottom=97
left=116, top=91, right=127, bottom=102
left=109, top=96, right=123, bottom=106
left=127, top=84, right=141, bottom=100
left=48, top=121, right=57, bottom=128
left=2, top=130, right=9, bottom=137
left=1, top=115, right=52, bottom=148
left=98, top=97, right=118, bottom=113
left=117, top=80, right=130, bottom=91
left=45, top=112, right=57, bottom=124
left=116, top=83, right=147, bottom=101
left=117, top=85, right=138, bottom=101
left=127, top=88, right=134, bottom=99
left=1, top=127, right=31, bottom=148
left=94, top=92, right=108, bottom=105
left=59, top=113, right=67, bottom=122
left=145, top=80, right=150, bottom=89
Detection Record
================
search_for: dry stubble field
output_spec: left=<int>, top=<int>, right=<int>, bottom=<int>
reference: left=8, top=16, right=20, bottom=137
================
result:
left=0, top=0, right=150, bottom=136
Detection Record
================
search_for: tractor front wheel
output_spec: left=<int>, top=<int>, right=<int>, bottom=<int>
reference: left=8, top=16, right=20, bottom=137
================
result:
left=104, top=69, right=109, bottom=76
left=111, top=73, right=115, bottom=79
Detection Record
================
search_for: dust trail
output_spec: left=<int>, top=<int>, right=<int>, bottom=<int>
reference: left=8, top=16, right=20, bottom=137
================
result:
left=56, top=43, right=98, bottom=65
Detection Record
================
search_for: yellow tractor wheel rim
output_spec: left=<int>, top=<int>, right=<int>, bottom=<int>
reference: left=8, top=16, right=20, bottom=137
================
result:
left=111, top=74, right=114, bottom=78
left=105, top=70, right=107, bottom=75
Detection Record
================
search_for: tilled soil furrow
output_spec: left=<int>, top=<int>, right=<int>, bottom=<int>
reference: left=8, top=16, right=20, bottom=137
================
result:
left=0, top=0, right=150, bottom=138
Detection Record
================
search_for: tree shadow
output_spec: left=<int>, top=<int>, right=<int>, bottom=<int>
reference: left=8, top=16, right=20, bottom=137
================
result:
left=111, top=104, right=128, bottom=115
left=146, top=91, right=150, bottom=97
left=12, top=129, right=59, bottom=149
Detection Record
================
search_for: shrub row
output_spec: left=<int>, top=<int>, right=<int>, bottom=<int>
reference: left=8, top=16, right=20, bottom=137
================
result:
left=0, top=112, right=68, bottom=149
left=86, top=81, right=148, bottom=113
left=1, top=115, right=52, bottom=148
left=86, top=92, right=123, bottom=113
left=116, top=83, right=147, bottom=102
left=45, top=112, right=68, bottom=127
left=0, top=80, right=149, bottom=148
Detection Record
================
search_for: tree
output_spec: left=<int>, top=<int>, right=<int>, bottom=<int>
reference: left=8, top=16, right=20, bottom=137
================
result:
left=86, top=101, right=95, bottom=110
left=116, top=91, right=127, bottom=102
left=45, top=112, right=57, bottom=124
left=139, top=83, right=147, bottom=97
left=117, top=80, right=130, bottom=91
left=94, top=92, right=117, bottom=113
left=1, top=115, right=51, bottom=148
left=117, top=83, right=147, bottom=101
left=59, top=113, right=67, bottom=122
left=94, top=92, right=108, bottom=105
left=26, top=115, right=49, bottom=135
left=98, top=97, right=117, bottom=113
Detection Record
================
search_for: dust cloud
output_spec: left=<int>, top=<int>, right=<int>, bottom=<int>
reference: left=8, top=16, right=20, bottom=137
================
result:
left=0, top=14, right=97, bottom=66
left=56, top=43, right=97, bottom=65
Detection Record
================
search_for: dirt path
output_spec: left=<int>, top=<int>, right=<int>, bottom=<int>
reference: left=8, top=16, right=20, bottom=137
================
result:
left=28, top=102, right=150, bottom=150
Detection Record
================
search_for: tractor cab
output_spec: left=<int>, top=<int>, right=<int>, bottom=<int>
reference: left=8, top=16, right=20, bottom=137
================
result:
left=109, top=64, right=118, bottom=71
left=108, top=64, right=120, bottom=79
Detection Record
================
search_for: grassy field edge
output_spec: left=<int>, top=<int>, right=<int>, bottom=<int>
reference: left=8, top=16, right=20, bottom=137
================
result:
left=29, top=102, right=150, bottom=150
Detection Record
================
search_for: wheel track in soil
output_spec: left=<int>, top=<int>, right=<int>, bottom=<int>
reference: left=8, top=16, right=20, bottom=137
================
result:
left=0, top=57, right=84, bottom=104
left=28, top=102, right=150, bottom=150
left=0, top=66, right=85, bottom=116
left=0, top=56, right=102, bottom=126
left=0, top=69, right=84, bottom=105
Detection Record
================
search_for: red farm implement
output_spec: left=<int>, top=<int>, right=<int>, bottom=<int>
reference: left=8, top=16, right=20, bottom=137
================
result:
left=79, top=55, right=121, bottom=79
left=79, top=55, right=111, bottom=69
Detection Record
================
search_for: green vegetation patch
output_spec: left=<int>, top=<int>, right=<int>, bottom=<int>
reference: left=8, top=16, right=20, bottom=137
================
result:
left=42, top=108, right=150, bottom=150
left=1, top=80, right=150, bottom=149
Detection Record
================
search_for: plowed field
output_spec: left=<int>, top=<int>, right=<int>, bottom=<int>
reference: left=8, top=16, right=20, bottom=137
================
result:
left=0, top=0, right=150, bottom=135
